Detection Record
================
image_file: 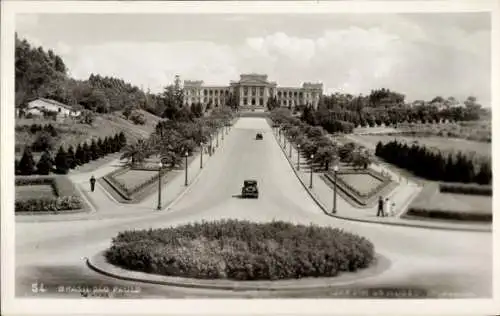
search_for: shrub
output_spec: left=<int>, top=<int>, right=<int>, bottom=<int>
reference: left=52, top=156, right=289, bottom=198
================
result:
left=54, top=146, right=70, bottom=174
left=105, top=220, right=376, bottom=281
left=18, top=147, right=36, bottom=175
left=32, top=132, right=55, bottom=152
left=15, top=196, right=82, bottom=213
left=130, top=111, right=146, bottom=125
left=36, top=151, right=53, bottom=175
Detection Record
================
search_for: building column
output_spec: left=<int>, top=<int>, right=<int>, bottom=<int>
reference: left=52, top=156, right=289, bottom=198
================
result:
left=240, top=86, right=244, bottom=107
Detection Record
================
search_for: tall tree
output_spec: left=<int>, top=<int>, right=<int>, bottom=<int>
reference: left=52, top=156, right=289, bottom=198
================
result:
left=54, top=146, right=70, bottom=174
left=18, top=147, right=36, bottom=175
left=36, top=151, right=53, bottom=175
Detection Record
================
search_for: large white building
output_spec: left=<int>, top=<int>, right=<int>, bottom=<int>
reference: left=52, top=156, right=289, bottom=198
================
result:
left=183, top=73, right=323, bottom=110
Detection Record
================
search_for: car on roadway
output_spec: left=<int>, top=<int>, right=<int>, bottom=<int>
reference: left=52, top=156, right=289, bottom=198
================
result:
left=241, top=180, right=259, bottom=198
left=256, top=133, right=263, bottom=140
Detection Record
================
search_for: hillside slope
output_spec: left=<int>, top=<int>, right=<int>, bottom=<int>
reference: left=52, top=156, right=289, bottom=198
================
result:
left=15, top=110, right=163, bottom=160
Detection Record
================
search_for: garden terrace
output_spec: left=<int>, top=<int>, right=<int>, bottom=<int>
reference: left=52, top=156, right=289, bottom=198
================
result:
left=102, top=152, right=200, bottom=203
left=323, top=169, right=396, bottom=208
left=105, top=220, right=376, bottom=281
left=15, top=175, right=87, bottom=214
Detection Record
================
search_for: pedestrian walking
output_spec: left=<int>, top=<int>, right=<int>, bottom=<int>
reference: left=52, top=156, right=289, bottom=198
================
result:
left=90, top=175, right=96, bottom=192
left=376, top=196, right=384, bottom=217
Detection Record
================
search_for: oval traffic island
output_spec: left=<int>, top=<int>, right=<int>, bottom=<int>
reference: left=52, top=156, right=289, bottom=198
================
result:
left=89, top=220, right=389, bottom=291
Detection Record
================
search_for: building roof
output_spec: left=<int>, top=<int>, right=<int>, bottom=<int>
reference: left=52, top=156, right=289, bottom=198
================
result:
left=29, top=98, right=80, bottom=111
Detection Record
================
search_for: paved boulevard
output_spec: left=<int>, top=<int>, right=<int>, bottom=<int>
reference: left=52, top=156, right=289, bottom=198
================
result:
left=15, top=117, right=491, bottom=298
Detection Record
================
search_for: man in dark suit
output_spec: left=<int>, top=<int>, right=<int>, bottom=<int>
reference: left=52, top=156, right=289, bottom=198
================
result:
left=377, top=196, right=385, bottom=217
left=90, top=175, right=96, bottom=192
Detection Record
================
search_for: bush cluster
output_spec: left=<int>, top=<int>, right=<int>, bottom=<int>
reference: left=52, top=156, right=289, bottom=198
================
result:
left=270, top=109, right=371, bottom=171
left=15, top=196, right=82, bottom=213
left=439, top=183, right=492, bottom=196
left=105, top=220, right=376, bottom=281
left=375, top=140, right=491, bottom=185
left=406, top=207, right=491, bottom=222
left=16, top=132, right=127, bottom=176
left=129, top=111, right=146, bottom=125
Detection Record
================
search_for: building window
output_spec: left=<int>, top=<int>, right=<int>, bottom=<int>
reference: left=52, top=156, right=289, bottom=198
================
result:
left=252, top=99, right=256, bottom=105
left=252, top=87, right=256, bottom=96
left=260, top=87, right=264, bottom=95
left=284, top=100, right=287, bottom=106
left=243, top=98, right=248, bottom=105
left=294, top=91, right=298, bottom=97
left=58, top=107, right=61, bottom=112
left=299, top=92, right=303, bottom=98
left=259, top=98, right=263, bottom=106
left=278, top=91, right=281, bottom=97
left=204, top=90, right=207, bottom=96
left=244, top=87, right=248, bottom=94
left=209, top=90, right=213, bottom=96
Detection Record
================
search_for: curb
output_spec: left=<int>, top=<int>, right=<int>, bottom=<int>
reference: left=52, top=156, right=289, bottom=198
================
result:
left=86, top=251, right=391, bottom=292
left=272, top=129, right=491, bottom=233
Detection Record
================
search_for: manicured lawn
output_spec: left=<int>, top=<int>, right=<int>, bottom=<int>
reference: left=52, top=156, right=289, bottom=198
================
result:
left=113, top=169, right=157, bottom=189
left=410, top=183, right=492, bottom=214
left=16, top=184, right=56, bottom=200
left=338, top=173, right=382, bottom=196
left=356, top=135, right=491, bottom=158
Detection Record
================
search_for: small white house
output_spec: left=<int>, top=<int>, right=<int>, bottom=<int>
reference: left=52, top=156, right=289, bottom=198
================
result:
left=26, top=98, right=82, bottom=118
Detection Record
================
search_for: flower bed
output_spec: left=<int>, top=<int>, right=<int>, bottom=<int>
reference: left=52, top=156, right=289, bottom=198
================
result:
left=15, top=196, right=82, bottom=213
left=15, top=175, right=83, bottom=213
left=324, top=169, right=393, bottom=207
left=103, top=167, right=169, bottom=200
left=105, top=220, right=375, bottom=281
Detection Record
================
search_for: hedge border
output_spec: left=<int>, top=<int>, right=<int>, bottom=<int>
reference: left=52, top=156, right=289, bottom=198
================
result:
left=439, top=183, right=492, bottom=196
left=15, top=175, right=88, bottom=214
left=403, top=207, right=492, bottom=222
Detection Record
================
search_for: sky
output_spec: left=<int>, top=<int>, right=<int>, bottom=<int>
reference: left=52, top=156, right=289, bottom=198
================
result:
left=15, top=13, right=491, bottom=106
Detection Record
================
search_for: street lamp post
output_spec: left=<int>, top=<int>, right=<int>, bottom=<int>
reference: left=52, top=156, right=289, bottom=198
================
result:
left=332, top=165, right=339, bottom=213
left=297, top=144, right=301, bottom=171
left=309, top=154, right=314, bottom=189
left=289, top=139, right=292, bottom=157
left=157, top=161, right=163, bottom=210
left=184, top=151, right=189, bottom=186
left=208, top=135, right=212, bottom=156
left=200, top=142, right=203, bottom=169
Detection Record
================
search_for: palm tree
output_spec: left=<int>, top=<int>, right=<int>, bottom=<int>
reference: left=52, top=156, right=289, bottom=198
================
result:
left=120, top=138, right=150, bottom=167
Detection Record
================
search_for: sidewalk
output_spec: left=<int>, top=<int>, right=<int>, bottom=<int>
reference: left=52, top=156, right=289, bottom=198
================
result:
left=274, top=130, right=491, bottom=232
left=16, top=127, right=236, bottom=222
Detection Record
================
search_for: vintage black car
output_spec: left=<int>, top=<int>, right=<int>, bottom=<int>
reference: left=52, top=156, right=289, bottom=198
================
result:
left=241, top=180, right=259, bottom=198
left=255, top=133, right=263, bottom=140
